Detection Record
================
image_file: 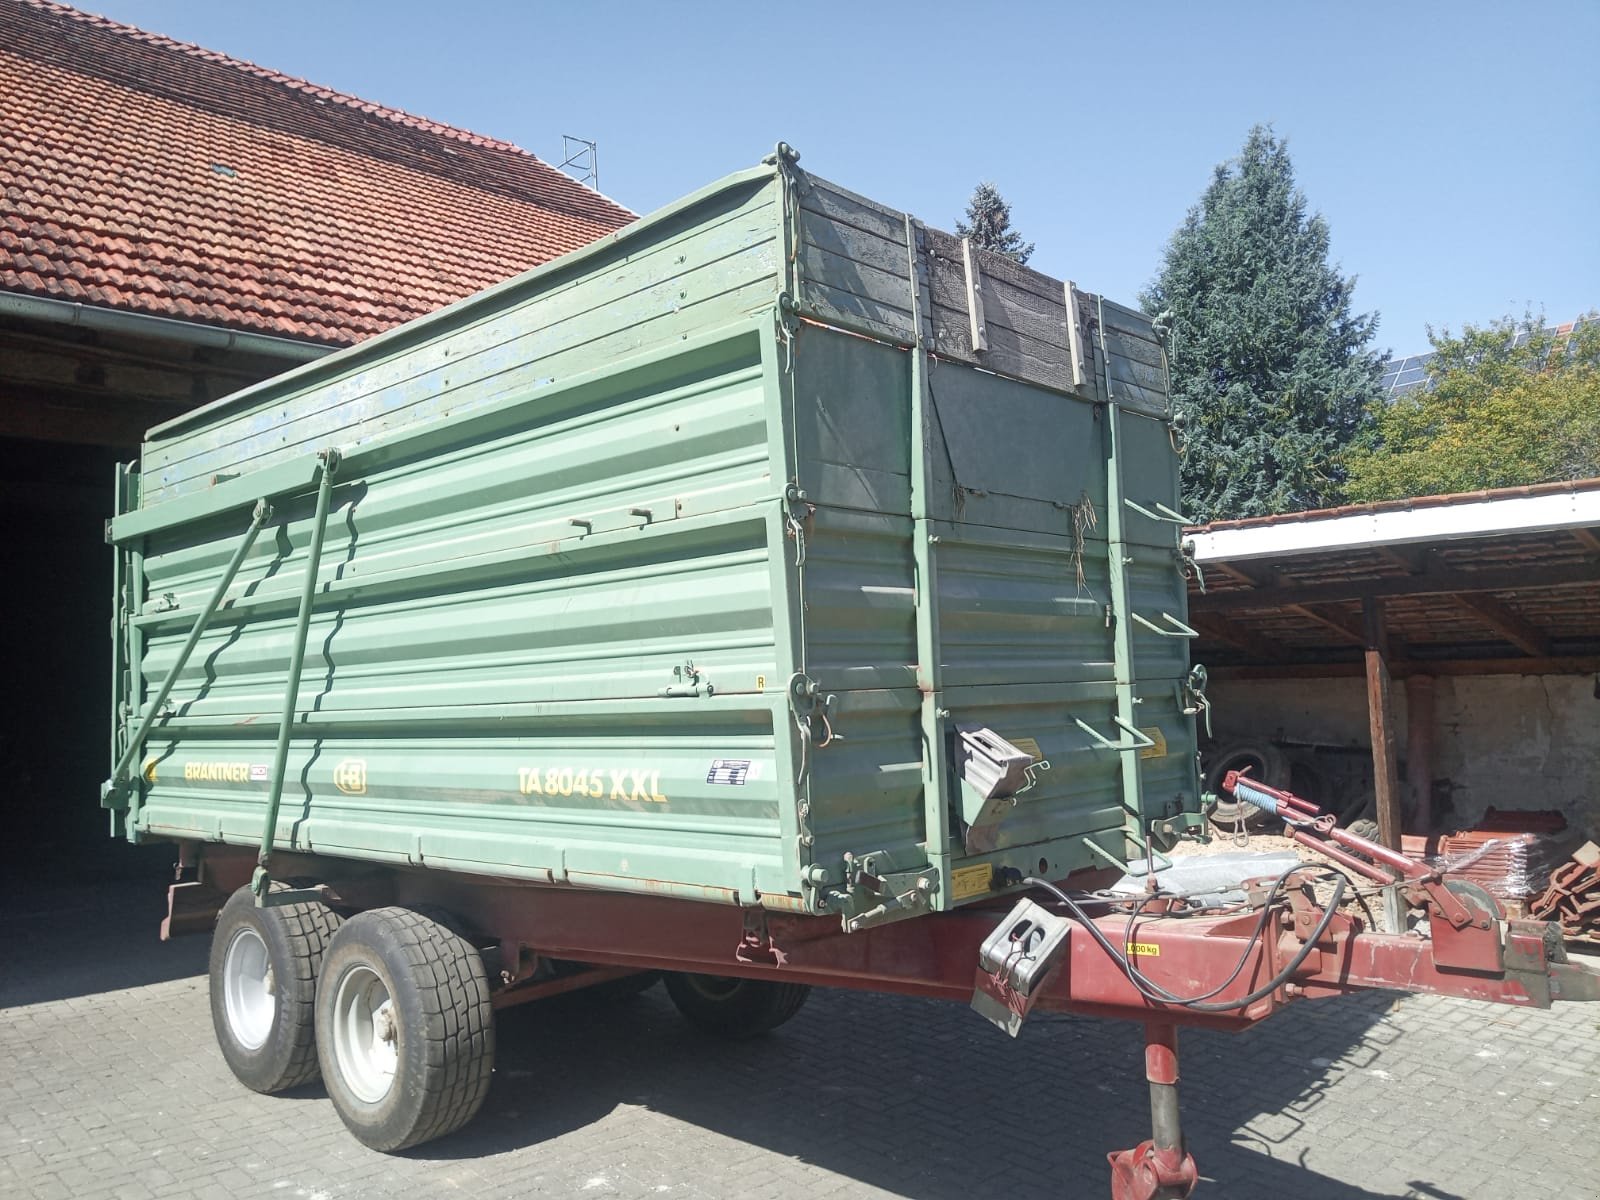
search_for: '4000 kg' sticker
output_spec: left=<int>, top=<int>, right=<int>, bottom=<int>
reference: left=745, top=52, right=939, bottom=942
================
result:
left=517, top=766, right=667, bottom=803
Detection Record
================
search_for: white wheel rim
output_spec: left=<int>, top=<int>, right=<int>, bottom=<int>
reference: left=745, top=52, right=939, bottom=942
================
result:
left=331, top=964, right=398, bottom=1104
left=222, top=926, right=275, bottom=1051
left=686, top=975, right=742, bottom=1001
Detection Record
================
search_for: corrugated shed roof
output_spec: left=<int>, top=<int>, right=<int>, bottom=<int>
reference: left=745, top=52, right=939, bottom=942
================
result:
left=1191, top=477, right=1600, bottom=536
left=0, top=0, right=636, bottom=346
left=1184, top=480, right=1600, bottom=677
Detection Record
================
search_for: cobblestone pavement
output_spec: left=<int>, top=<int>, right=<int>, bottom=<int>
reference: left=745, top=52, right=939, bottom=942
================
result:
left=3, top=876, right=1598, bottom=1200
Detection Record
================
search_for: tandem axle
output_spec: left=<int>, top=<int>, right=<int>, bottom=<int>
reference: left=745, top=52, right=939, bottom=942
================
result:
left=171, top=793, right=1598, bottom=1200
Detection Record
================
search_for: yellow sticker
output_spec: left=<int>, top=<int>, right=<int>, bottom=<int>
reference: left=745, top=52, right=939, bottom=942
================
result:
left=142, top=759, right=159, bottom=783
left=1011, top=736, right=1043, bottom=761
left=756, top=675, right=767, bottom=690
left=1126, top=942, right=1160, bottom=957
left=951, top=863, right=994, bottom=901
left=1138, top=727, right=1168, bottom=760
left=333, top=759, right=368, bottom=795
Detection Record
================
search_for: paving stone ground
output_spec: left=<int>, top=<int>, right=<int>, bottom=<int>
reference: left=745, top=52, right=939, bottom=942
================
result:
left=3, top=875, right=1597, bottom=1200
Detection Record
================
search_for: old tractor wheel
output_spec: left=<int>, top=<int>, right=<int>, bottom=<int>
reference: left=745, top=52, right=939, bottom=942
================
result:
left=662, top=973, right=810, bottom=1039
left=315, top=907, right=494, bottom=1152
left=209, top=884, right=342, bottom=1094
left=1203, top=740, right=1289, bottom=831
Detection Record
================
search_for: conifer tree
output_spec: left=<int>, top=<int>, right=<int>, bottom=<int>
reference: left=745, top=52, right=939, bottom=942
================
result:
left=1141, top=126, right=1384, bottom=520
left=956, top=182, right=1034, bottom=265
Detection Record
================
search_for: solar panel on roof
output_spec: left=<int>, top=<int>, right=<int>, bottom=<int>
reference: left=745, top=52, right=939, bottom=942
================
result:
left=1378, top=314, right=1595, bottom=399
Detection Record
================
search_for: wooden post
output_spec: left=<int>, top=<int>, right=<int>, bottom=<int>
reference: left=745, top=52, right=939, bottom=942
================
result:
left=1363, top=596, right=1403, bottom=850
left=1405, top=675, right=1436, bottom=834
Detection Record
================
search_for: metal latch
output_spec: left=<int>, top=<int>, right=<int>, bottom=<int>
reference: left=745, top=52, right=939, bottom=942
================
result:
left=660, top=660, right=714, bottom=698
left=971, top=898, right=1074, bottom=1036
left=830, top=850, right=937, bottom=933
left=1181, top=663, right=1212, bottom=738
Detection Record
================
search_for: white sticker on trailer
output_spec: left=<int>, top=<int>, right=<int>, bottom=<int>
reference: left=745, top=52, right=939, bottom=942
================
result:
left=706, top=759, right=751, bottom=785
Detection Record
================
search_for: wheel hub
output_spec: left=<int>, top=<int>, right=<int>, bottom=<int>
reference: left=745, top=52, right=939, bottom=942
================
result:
left=221, top=926, right=276, bottom=1051
left=331, top=964, right=398, bottom=1104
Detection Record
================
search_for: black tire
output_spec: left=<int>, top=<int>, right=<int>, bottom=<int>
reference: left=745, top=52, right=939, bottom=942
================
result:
left=315, top=907, right=494, bottom=1152
left=1203, top=740, right=1289, bottom=830
left=583, top=970, right=662, bottom=1003
left=1347, top=818, right=1381, bottom=844
left=209, top=884, right=342, bottom=1094
left=662, top=973, right=810, bottom=1039
left=1343, top=819, right=1403, bottom=878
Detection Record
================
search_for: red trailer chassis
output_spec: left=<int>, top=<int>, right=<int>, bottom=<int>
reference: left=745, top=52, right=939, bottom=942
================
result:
left=178, top=765, right=1599, bottom=1200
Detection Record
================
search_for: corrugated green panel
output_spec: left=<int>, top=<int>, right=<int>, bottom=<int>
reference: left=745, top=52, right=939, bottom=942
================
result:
left=931, top=526, right=1114, bottom=688
left=1119, top=410, right=1188, bottom=544
left=133, top=327, right=797, bottom=904
left=141, top=171, right=785, bottom=504
left=139, top=701, right=790, bottom=904
left=800, top=688, right=926, bottom=878
left=114, top=155, right=1200, bottom=923
left=796, top=506, right=917, bottom=690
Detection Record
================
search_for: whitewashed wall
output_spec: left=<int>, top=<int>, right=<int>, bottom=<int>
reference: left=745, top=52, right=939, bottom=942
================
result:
left=1210, top=675, right=1600, bottom=837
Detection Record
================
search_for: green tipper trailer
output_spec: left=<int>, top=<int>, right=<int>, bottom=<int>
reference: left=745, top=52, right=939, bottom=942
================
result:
left=104, top=148, right=1590, bottom=1196
left=106, top=144, right=1207, bottom=923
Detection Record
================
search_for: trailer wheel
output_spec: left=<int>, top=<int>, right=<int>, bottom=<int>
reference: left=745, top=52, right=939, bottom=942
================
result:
left=315, top=907, right=494, bottom=1152
left=585, top=970, right=662, bottom=1002
left=209, top=884, right=342, bottom=1094
left=662, top=973, right=810, bottom=1039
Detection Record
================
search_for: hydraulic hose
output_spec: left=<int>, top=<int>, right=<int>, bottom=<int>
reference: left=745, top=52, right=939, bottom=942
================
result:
left=1024, top=868, right=1346, bottom=1013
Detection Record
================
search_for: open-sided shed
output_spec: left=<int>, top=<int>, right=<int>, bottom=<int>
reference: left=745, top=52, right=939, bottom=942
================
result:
left=1186, top=480, right=1600, bottom=846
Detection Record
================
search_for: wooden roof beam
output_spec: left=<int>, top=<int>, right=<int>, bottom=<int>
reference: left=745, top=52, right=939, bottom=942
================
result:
left=1189, top=612, right=1290, bottom=661
left=1287, top=603, right=1367, bottom=646
left=1453, top=593, right=1552, bottom=657
left=1378, top=544, right=1431, bottom=574
left=1212, top=560, right=1275, bottom=587
left=1209, top=654, right=1600, bottom=681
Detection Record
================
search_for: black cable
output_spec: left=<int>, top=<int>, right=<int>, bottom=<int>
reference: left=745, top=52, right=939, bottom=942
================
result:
left=1122, top=887, right=1282, bottom=1003
left=1031, top=861, right=1304, bottom=1005
left=1309, top=863, right=1378, bottom=927
left=1022, top=866, right=1346, bottom=1013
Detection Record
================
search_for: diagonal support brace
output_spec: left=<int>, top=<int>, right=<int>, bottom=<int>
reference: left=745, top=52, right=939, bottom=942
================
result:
left=253, top=449, right=339, bottom=901
left=103, top=497, right=273, bottom=808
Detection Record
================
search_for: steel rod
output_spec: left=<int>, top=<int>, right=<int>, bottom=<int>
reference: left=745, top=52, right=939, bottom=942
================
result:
left=1286, top=827, right=1393, bottom=886
left=253, top=452, right=337, bottom=898
left=1145, top=1022, right=1182, bottom=1151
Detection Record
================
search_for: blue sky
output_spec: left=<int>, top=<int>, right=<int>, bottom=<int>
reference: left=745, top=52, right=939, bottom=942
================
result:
left=83, top=0, right=1598, bottom=356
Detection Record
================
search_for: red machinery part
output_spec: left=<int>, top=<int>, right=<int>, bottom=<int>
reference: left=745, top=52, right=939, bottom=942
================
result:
left=248, top=846, right=1600, bottom=1198
left=1108, top=1022, right=1200, bottom=1200
left=1530, top=841, right=1600, bottom=940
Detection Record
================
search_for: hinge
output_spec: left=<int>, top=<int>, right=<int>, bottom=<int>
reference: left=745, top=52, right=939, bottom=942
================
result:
left=825, top=850, right=939, bottom=933
left=783, top=484, right=814, bottom=568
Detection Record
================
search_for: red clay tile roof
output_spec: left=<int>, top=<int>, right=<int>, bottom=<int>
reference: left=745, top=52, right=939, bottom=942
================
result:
left=0, top=0, right=636, bottom=346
